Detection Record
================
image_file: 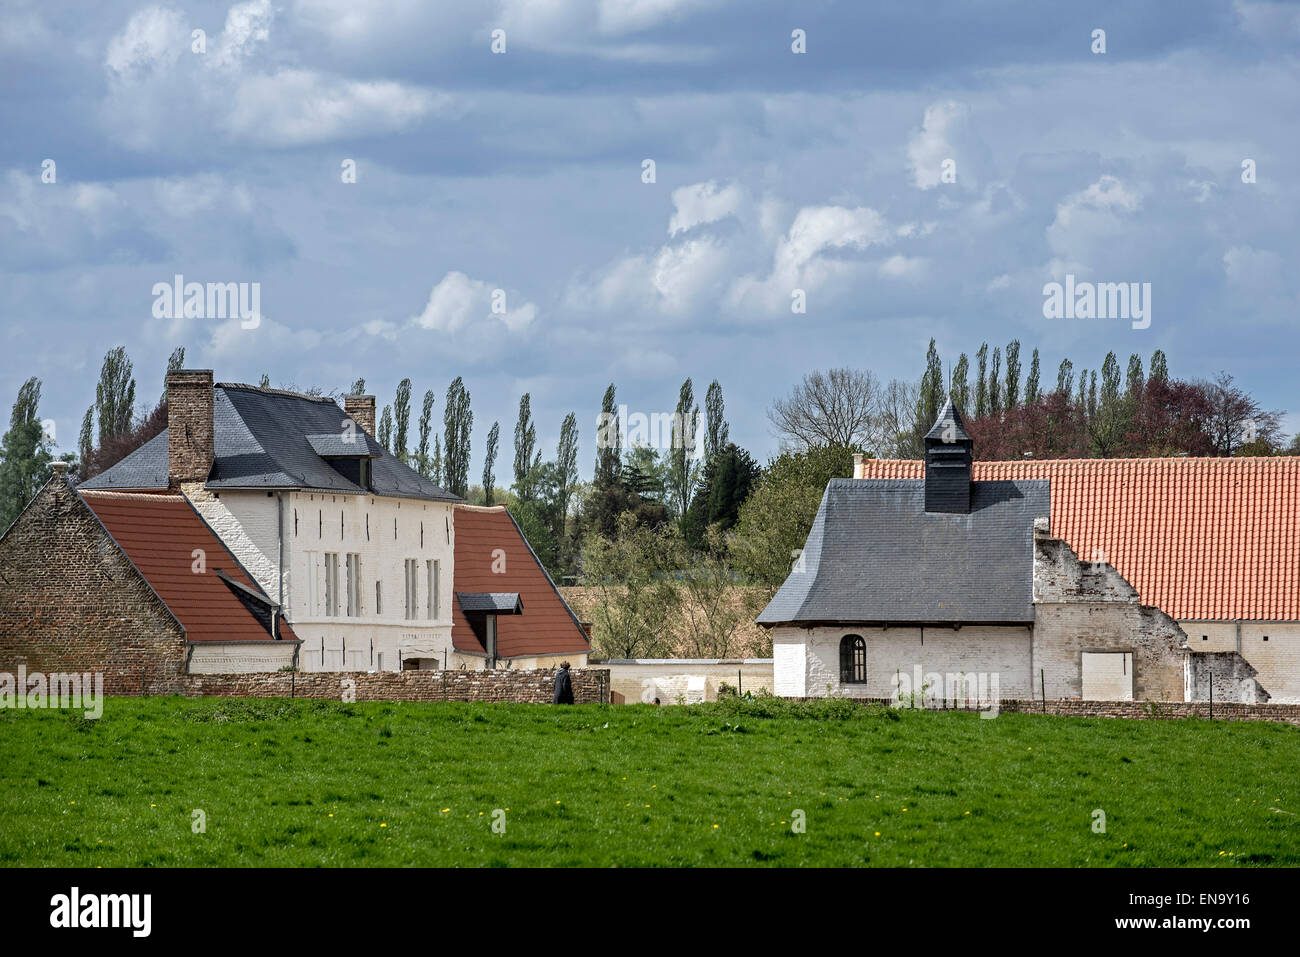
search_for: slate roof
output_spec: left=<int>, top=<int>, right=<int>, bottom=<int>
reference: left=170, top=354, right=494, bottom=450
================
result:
left=452, top=505, right=591, bottom=658
left=857, top=457, right=1300, bottom=621
left=82, top=383, right=460, bottom=503
left=756, top=477, right=1050, bottom=627
left=79, top=490, right=297, bottom=643
left=457, top=592, right=524, bottom=614
left=924, top=396, right=972, bottom=442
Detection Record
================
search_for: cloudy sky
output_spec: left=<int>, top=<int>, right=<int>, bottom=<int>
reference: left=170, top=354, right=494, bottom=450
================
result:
left=2, top=0, right=1297, bottom=476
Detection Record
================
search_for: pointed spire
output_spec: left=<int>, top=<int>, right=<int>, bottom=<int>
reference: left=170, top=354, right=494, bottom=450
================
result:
left=924, top=394, right=971, bottom=443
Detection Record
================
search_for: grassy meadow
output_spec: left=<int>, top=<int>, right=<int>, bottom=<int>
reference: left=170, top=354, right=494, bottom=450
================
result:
left=0, top=695, right=1296, bottom=867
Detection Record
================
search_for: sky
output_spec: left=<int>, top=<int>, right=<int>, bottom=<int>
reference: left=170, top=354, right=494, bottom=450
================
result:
left=2, top=0, right=1297, bottom=480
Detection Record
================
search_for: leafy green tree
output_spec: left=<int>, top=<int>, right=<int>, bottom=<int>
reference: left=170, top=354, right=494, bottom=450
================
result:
left=482, top=421, right=500, bottom=506
left=378, top=405, right=393, bottom=451
left=624, top=443, right=669, bottom=503
left=1126, top=354, right=1144, bottom=398
left=951, top=354, right=970, bottom=411
left=349, top=378, right=366, bottom=395
left=915, top=338, right=943, bottom=435
left=415, top=389, right=435, bottom=476
left=0, top=378, right=53, bottom=530
left=704, top=380, right=728, bottom=462
left=393, top=378, right=412, bottom=462
left=674, top=526, right=766, bottom=658
left=163, top=347, right=185, bottom=403
left=579, top=513, right=681, bottom=658
left=975, top=344, right=989, bottom=417
left=555, top=411, right=579, bottom=527
left=1056, top=358, right=1074, bottom=396
left=442, top=377, right=473, bottom=498
left=78, top=407, right=93, bottom=469
left=988, top=346, right=1002, bottom=416
left=728, top=443, right=860, bottom=593
left=94, top=346, right=136, bottom=447
left=513, top=394, right=539, bottom=501
left=667, top=378, right=698, bottom=520
left=683, top=442, right=759, bottom=551
left=1149, top=349, right=1168, bottom=382
left=1025, top=348, right=1041, bottom=405
left=1003, top=340, right=1022, bottom=409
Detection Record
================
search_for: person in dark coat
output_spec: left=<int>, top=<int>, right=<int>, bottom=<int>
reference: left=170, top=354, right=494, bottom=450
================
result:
left=553, top=661, right=575, bottom=704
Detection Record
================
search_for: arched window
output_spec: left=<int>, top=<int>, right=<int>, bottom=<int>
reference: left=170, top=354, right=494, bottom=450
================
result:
left=839, top=634, right=866, bottom=684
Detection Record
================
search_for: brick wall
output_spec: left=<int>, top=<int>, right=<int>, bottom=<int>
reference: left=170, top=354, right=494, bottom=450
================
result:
left=0, top=473, right=187, bottom=694
left=791, top=696, right=1300, bottom=725
left=144, top=667, right=610, bottom=703
left=1032, top=520, right=1189, bottom=701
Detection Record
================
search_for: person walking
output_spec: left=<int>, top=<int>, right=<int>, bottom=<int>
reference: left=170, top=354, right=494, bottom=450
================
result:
left=553, top=661, right=575, bottom=705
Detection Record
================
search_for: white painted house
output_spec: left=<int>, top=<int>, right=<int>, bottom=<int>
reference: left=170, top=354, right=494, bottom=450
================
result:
left=83, top=370, right=589, bottom=673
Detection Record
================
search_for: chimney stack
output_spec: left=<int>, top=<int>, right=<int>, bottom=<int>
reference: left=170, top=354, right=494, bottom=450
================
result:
left=344, top=394, right=376, bottom=437
left=167, top=369, right=215, bottom=489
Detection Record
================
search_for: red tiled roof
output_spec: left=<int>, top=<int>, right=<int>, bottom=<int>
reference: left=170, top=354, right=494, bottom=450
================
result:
left=80, top=491, right=293, bottom=643
left=856, top=457, right=1300, bottom=621
left=452, top=505, right=591, bottom=658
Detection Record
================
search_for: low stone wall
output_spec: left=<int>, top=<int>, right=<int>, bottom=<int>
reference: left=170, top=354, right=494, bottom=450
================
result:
left=790, top=696, right=1300, bottom=725
left=144, top=668, right=610, bottom=704
left=601, top=658, right=773, bottom=704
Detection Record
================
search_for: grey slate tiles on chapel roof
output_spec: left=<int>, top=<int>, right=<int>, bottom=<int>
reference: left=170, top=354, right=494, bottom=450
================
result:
left=755, top=477, right=1051, bottom=627
left=82, top=383, right=461, bottom=503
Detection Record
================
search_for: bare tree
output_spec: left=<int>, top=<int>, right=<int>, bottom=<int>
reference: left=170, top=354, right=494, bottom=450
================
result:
left=767, top=368, right=882, bottom=451
left=878, top=378, right=922, bottom=458
left=1200, top=371, right=1283, bottom=455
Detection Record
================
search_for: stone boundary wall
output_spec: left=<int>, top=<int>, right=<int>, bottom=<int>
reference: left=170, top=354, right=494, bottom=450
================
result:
left=789, top=696, right=1300, bottom=725
left=143, top=667, right=610, bottom=704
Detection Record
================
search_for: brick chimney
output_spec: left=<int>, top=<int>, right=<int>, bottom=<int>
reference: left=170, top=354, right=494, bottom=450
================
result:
left=167, top=369, right=215, bottom=489
left=344, top=394, right=376, bottom=437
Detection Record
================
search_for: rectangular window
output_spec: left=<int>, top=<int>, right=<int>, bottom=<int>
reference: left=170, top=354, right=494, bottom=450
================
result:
left=325, top=553, right=340, bottom=617
left=426, top=559, right=439, bottom=619
left=404, top=559, right=419, bottom=620
left=375, top=581, right=383, bottom=616
left=345, top=553, right=361, bottom=617
left=305, top=551, right=319, bottom=615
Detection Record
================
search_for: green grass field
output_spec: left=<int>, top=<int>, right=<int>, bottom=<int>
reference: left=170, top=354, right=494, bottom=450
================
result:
left=1, top=696, right=1296, bottom=867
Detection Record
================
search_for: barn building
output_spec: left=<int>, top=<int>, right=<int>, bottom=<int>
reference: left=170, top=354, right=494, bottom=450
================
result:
left=760, top=398, right=1293, bottom=704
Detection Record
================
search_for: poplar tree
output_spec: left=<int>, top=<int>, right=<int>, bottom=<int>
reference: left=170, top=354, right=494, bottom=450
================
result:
left=483, top=421, right=500, bottom=506
left=393, top=378, right=412, bottom=462
left=442, top=377, right=473, bottom=498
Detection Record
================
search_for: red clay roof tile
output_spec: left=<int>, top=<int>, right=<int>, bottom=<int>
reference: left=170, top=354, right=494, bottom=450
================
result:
left=79, top=491, right=291, bottom=643
left=452, top=506, right=590, bottom=658
left=856, top=457, right=1300, bottom=622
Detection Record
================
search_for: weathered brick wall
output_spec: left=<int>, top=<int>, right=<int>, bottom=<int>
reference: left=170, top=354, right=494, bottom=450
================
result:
left=1032, top=519, right=1188, bottom=701
left=789, top=696, right=1300, bottom=725
left=144, top=667, right=610, bottom=703
left=1188, top=651, right=1268, bottom=703
left=0, top=472, right=187, bottom=694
